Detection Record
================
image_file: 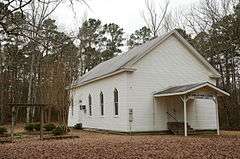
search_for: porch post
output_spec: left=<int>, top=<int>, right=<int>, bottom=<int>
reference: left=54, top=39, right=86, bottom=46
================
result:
left=183, top=95, right=187, bottom=137
left=214, top=96, right=220, bottom=135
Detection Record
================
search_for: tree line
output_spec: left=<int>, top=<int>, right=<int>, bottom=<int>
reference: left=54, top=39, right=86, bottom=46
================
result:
left=0, top=0, right=239, bottom=129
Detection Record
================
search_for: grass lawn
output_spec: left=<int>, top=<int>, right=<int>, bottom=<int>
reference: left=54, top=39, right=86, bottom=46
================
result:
left=0, top=130, right=240, bottom=159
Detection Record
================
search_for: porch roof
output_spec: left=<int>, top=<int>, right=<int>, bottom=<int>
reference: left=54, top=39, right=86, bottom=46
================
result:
left=154, top=82, right=230, bottom=97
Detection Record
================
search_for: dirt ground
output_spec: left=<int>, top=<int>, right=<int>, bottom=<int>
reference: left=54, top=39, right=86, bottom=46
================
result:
left=0, top=130, right=240, bottom=159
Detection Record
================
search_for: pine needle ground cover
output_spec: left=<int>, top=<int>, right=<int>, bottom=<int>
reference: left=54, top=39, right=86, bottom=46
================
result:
left=0, top=131, right=239, bottom=159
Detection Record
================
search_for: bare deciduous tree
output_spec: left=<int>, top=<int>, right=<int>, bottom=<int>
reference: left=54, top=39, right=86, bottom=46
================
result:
left=25, top=0, right=64, bottom=123
left=141, top=0, right=170, bottom=37
left=184, top=0, right=238, bottom=34
left=163, top=9, right=188, bottom=32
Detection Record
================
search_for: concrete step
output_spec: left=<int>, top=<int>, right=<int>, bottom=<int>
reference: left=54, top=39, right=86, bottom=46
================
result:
left=172, top=129, right=196, bottom=135
left=167, top=122, right=196, bottom=135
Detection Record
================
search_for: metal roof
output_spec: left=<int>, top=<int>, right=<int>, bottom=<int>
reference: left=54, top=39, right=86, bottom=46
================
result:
left=70, top=29, right=221, bottom=89
left=154, top=82, right=230, bottom=97
left=73, top=32, right=167, bottom=86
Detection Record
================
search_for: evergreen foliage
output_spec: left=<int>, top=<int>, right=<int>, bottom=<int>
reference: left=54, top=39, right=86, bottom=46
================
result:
left=0, top=126, right=7, bottom=134
left=44, top=123, right=56, bottom=131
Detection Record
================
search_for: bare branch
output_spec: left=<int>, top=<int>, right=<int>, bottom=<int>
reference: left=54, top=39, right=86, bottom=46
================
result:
left=141, top=0, right=170, bottom=37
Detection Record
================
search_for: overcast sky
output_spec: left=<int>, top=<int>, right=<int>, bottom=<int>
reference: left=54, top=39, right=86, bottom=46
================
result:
left=52, top=0, right=200, bottom=35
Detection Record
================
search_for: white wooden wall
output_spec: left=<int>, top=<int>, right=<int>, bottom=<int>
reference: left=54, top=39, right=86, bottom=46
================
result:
left=68, top=73, right=129, bottom=132
left=188, top=99, right=217, bottom=130
left=126, top=35, right=217, bottom=132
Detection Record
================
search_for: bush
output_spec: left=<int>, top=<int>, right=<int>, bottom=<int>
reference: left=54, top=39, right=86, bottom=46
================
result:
left=52, top=125, right=67, bottom=136
left=24, top=123, right=34, bottom=132
left=34, top=123, right=41, bottom=131
left=0, top=126, right=7, bottom=134
left=73, top=123, right=82, bottom=130
left=44, top=123, right=56, bottom=131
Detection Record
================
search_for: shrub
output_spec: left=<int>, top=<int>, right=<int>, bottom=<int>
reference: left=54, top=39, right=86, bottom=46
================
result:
left=44, top=123, right=56, bottom=131
left=34, top=123, right=41, bottom=131
left=73, top=123, right=82, bottom=130
left=52, top=125, right=67, bottom=136
left=15, top=133, right=23, bottom=139
left=0, top=126, right=7, bottom=134
left=24, top=123, right=34, bottom=132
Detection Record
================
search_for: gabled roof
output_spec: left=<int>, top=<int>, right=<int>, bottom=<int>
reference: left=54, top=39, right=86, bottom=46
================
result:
left=70, top=29, right=221, bottom=89
left=154, top=82, right=230, bottom=97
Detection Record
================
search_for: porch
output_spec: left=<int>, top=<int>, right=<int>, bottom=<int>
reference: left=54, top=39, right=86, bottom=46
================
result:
left=154, top=82, right=230, bottom=136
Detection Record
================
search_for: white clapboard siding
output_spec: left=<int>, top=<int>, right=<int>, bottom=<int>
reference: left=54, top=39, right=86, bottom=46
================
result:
left=68, top=73, right=129, bottom=132
left=126, top=35, right=216, bottom=131
left=187, top=99, right=217, bottom=130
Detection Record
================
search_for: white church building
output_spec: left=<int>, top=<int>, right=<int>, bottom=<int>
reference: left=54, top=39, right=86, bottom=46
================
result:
left=67, top=30, right=229, bottom=136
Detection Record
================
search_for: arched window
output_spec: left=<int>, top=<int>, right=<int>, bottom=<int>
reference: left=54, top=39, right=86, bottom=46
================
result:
left=88, top=94, right=92, bottom=116
left=114, top=89, right=119, bottom=116
left=100, top=92, right=104, bottom=116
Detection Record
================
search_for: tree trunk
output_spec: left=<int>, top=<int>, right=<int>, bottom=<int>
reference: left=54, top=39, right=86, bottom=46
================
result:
left=27, top=54, right=35, bottom=123
left=48, top=107, right=51, bottom=123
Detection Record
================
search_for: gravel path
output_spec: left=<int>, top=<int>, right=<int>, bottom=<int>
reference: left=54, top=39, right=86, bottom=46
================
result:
left=0, top=131, right=240, bottom=159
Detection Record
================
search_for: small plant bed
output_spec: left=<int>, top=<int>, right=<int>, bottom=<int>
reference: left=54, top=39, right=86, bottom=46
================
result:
left=41, top=124, right=75, bottom=140
left=23, top=123, right=57, bottom=135
left=52, top=124, right=69, bottom=136
left=0, top=126, right=8, bottom=135
left=0, top=126, right=10, bottom=140
left=0, top=137, right=12, bottom=144
left=73, top=123, right=82, bottom=130
left=33, top=123, right=41, bottom=131
left=44, top=123, right=56, bottom=131
left=24, top=123, right=35, bottom=132
left=22, top=131, right=52, bottom=135
left=43, top=135, right=79, bottom=140
left=0, top=134, right=10, bottom=137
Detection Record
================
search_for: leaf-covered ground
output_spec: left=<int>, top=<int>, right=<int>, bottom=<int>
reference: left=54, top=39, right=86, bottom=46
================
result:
left=0, top=131, right=240, bottom=159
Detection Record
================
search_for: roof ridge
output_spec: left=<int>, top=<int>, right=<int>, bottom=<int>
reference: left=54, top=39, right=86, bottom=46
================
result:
left=70, top=29, right=220, bottom=89
left=74, top=33, right=168, bottom=85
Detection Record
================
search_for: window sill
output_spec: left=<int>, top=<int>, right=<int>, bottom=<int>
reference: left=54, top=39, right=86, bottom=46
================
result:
left=99, top=116, right=105, bottom=118
left=114, top=115, right=119, bottom=118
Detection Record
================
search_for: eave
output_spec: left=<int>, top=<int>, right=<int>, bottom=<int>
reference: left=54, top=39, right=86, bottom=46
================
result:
left=66, top=68, right=136, bottom=90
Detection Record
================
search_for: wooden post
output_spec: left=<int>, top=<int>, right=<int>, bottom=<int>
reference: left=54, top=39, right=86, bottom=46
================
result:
left=214, top=96, right=220, bottom=135
left=183, top=95, right=187, bottom=137
left=40, top=106, right=44, bottom=140
left=11, top=106, right=15, bottom=142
